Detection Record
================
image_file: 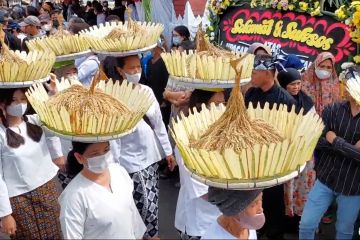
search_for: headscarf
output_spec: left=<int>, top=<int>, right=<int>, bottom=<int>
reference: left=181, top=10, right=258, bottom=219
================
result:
left=278, top=68, right=314, bottom=113
left=276, top=54, right=304, bottom=72
left=278, top=68, right=301, bottom=89
left=301, top=52, right=340, bottom=114
left=208, top=187, right=262, bottom=216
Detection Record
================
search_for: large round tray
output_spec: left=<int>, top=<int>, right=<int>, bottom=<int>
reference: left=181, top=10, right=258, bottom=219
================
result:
left=92, top=43, right=157, bottom=58
left=55, top=50, right=92, bottom=62
left=42, top=125, right=135, bottom=143
left=0, top=76, right=50, bottom=88
left=169, top=75, right=251, bottom=89
left=185, top=163, right=306, bottom=190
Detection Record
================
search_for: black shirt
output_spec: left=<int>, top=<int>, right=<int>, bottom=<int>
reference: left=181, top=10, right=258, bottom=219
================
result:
left=316, top=101, right=360, bottom=196
left=142, top=58, right=169, bottom=105
left=244, top=83, right=296, bottom=111
left=110, top=6, right=125, bottom=22
left=293, top=90, right=314, bottom=114
left=4, top=31, right=21, bottom=51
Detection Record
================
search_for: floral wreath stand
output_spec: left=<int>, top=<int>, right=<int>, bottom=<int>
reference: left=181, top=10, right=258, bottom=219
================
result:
left=206, top=0, right=360, bottom=63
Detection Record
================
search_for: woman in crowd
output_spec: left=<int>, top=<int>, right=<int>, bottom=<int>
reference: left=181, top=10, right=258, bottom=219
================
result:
left=277, top=68, right=316, bottom=232
left=0, top=88, right=64, bottom=239
left=175, top=89, right=224, bottom=240
left=111, top=55, right=176, bottom=239
left=202, top=188, right=264, bottom=239
left=141, top=38, right=171, bottom=126
left=93, top=2, right=106, bottom=25
left=302, top=52, right=340, bottom=115
left=172, top=25, right=192, bottom=50
left=83, top=1, right=97, bottom=26
left=68, top=22, right=100, bottom=86
left=278, top=68, right=314, bottom=114
left=124, top=0, right=139, bottom=21
left=163, top=25, right=194, bottom=119
left=59, top=141, right=146, bottom=239
left=39, top=2, right=53, bottom=22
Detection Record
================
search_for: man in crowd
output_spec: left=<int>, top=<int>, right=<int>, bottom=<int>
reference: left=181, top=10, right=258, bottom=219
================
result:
left=300, top=67, right=360, bottom=240
left=19, top=15, right=44, bottom=51
left=245, top=54, right=296, bottom=240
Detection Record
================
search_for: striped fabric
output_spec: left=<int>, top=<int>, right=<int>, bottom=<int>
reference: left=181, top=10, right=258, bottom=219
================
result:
left=316, top=101, right=360, bottom=195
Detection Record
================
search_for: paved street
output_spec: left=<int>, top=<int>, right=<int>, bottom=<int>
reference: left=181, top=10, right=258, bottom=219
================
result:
left=0, top=176, right=344, bottom=240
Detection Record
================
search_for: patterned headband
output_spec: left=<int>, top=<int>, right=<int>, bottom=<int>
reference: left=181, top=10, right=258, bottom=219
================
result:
left=253, top=54, right=275, bottom=70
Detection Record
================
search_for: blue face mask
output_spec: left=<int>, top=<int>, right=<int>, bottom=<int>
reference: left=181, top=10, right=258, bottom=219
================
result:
left=172, top=36, right=182, bottom=46
left=143, top=50, right=153, bottom=59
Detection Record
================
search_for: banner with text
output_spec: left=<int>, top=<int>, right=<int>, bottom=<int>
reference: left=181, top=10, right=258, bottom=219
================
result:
left=219, top=4, right=356, bottom=68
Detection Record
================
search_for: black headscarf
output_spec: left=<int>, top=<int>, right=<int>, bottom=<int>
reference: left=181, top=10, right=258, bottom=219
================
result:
left=208, top=187, right=262, bottom=216
left=278, top=68, right=314, bottom=114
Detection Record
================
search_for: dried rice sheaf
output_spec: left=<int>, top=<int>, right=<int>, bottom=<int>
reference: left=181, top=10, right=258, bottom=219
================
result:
left=191, top=59, right=283, bottom=153
left=47, top=84, right=130, bottom=116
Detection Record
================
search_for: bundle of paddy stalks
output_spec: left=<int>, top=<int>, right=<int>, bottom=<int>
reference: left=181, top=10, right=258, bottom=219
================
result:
left=26, top=15, right=89, bottom=56
left=0, top=25, right=55, bottom=82
left=161, top=26, right=254, bottom=81
left=80, top=7, right=163, bottom=52
left=26, top=72, right=153, bottom=136
left=191, top=59, right=283, bottom=153
left=47, top=85, right=130, bottom=117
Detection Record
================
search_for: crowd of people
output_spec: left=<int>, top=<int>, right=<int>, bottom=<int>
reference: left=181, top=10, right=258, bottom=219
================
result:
left=0, top=0, right=359, bottom=239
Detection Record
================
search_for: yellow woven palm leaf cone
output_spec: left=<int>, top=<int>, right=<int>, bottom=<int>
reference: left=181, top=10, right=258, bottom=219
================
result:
left=80, top=6, right=163, bottom=52
left=161, top=25, right=254, bottom=82
left=26, top=14, right=89, bottom=55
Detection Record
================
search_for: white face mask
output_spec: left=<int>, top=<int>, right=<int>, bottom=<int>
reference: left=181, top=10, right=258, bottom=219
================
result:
left=6, top=103, right=27, bottom=117
left=125, top=72, right=141, bottom=83
left=42, top=24, right=52, bottom=32
left=236, top=211, right=266, bottom=230
left=172, top=36, right=182, bottom=46
left=315, top=69, right=331, bottom=80
left=86, top=151, right=112, bottom=174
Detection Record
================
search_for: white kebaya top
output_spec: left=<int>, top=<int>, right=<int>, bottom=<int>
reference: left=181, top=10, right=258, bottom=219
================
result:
left=0, top=114, right=62, bottom=217
left=59, top=163, right=146, bottom=239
